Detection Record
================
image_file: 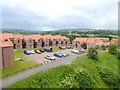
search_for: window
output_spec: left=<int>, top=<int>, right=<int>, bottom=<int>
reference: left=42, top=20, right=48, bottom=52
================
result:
left=18, top=40, right=20, bottom=43
left=38, top=39, right=40, bottom=43
left=30, top=40, right=31, bottom=42
left=5, top=39, right=8, bottom=41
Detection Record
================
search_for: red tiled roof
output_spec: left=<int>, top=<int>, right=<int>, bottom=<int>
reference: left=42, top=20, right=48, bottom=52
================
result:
left=13, top=34, right=23, bottom=40
left=73, top=38, right=88, bottom=42
left=23, top=35, right=33, bottom=40
left=0, top=41, right=13, bottom=47
left=86, top=38, right=96, bottom=43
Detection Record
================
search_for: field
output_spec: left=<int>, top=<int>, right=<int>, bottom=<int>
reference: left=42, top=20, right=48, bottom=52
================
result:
left=8, top=52, right=119, bottom=88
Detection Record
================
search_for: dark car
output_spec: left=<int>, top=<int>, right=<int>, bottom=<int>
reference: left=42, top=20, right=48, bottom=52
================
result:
left=39, top=49, right=45, bottom=53
left=44, top=48, right=52, bottom=52
left=35, top=50, right=41, bottom=54
left=23, top=50, right=31, bottom=55
left=59, top=46, right=66, bottom=50
left=54, top=52, right=63, bottom=58
left=66, top=46, right=73, bottom=49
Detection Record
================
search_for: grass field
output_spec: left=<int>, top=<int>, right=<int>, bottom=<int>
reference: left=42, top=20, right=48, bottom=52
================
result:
left=8, top=52, right=119, bottom=88
left=1, top=49, right=39, bottom=79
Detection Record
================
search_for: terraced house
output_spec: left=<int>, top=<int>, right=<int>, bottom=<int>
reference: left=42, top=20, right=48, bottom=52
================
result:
left=72, top=38, right=111, bottom=50
left=1, top=33, right=70, bottom=49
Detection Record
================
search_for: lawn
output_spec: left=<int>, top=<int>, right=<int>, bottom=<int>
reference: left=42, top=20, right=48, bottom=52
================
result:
left=52, top=46, right=60, bottom=52
left=14, top=49, right=24, bottom=58
left=0, top=49, right=39, bottom=79
left=8, top=52, right=119, bottom=88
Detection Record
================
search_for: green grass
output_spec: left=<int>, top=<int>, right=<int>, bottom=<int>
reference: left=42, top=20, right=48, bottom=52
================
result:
left=8, top=52, right=119, bottom=88
left=1, top=60, right=39, bottom=79
left=52, top=46, right=60, bottom=52
left=0, top=49, right=39, bottom=79
left=14, top=49, right=24, bottom=58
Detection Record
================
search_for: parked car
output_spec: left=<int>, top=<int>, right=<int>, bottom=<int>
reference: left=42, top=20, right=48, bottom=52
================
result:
left=29, top=50, right=35, bottom=54
left=23, top=50, right=31, bottom=55
left=71, top=50, right=80, bottom=54
left=39, top=49, right=45, bottom=53
left=66, top=46, right=73, bottom=49
left=59, top=52, right=69, bottom=57
left=79, top=48, right=86, bottom=52
left=44, top=48, right=52, bottom=52
left=54, top=52, right=63, bottom=58
left=45, top=54, right=56, bottom=60
left=35, top=50, right=41, bottom=54
left=59, top=46, right=66, bottom=50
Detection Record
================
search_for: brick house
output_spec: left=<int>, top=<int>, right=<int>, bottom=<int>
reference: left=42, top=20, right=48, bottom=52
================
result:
left=13, top=34, right=23, bottom=49
left=72, top=38, right=110, bottom=50
left=1, top=33, right=70, bottom=49
left=0, top=37, right=14, bottom=68
left=32, top=35, right=42, bottom=48
left=111, top=38, right=118, bottom=45
left=23, top=35, right=34, bottom=49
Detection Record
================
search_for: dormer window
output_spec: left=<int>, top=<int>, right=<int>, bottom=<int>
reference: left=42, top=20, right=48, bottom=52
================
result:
left=5, top=39, right=8, bottom=41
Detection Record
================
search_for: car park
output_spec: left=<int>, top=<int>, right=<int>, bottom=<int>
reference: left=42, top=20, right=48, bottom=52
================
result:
left=45, top=54, right=56, bottom=60
left=71, top=49, right=80, bottom=54
left=59, top=52, right=69, bottom=57
left=23, top=50, right=31, bottom=55
left=54, top=52, right=63, bottom=58
left=44, top=48, right=52, bottom=52
left=35, top=50, right=41, bottom=54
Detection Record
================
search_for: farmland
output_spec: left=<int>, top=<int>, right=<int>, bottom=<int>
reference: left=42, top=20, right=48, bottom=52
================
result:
left=8, top=52, right=119, bottom=88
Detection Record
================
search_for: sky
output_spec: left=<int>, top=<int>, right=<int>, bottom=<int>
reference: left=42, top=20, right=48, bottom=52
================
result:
left=0, top=0, right=119, bottom=31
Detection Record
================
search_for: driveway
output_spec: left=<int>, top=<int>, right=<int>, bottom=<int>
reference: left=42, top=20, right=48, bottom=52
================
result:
left=1, top=49, right=86, bottom=88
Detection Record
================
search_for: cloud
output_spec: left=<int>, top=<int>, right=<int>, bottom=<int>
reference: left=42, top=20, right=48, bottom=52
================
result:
left=1, top=0, right=119, bottom=31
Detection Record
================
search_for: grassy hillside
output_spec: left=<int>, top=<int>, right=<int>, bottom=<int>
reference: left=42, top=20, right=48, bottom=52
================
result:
left=8, top=52, right=119, bottom=88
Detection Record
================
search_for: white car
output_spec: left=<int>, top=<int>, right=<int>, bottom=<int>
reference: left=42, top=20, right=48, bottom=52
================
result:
left=29, top=50, right=35, bottom=54
left=59, top=52, right=69, bottom=57
left=45, top=54, right=56, bottom=60
left=71, top=50, right=80, bottom=53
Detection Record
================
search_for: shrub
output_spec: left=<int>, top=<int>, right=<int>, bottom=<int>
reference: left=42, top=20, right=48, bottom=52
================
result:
left=87, top=47, right=99, bottom=60
left=108, top=44, right=117, bottom=55
left=74, top=68, right=96, bottom=88
left=98, top=66, right=119, bottom=88
left=118, top=51, right=120, bottom=60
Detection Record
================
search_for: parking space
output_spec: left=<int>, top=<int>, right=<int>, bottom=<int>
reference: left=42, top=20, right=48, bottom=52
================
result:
left=24, top=49, right=74, bottom=64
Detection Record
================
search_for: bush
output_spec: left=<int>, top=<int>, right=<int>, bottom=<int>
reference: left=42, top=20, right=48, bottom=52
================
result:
left=98, top=66, right=119, bottom=88
left=87, top=47, right=99, bottom=60
left=108, top=44, right=117, bottom=55
left=118, top=51, right=120, bottom=60
left=74, top=68, right=96, bottom=88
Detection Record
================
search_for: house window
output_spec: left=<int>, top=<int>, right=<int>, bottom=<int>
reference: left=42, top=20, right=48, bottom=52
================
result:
left=5, top=39, right=8, bottom=41
left=30, top=40, right=31, bottom=42
left=18, top=40, right=20, bottom=43
left=38, top=39, right=40, bottom=43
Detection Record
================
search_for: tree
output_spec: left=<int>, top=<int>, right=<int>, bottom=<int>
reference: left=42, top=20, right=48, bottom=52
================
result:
left=87, top=47, right=99, bottom=60
left=108, top=44, right=117, bottom=55
left=118, top=51, right=120, bottom=60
